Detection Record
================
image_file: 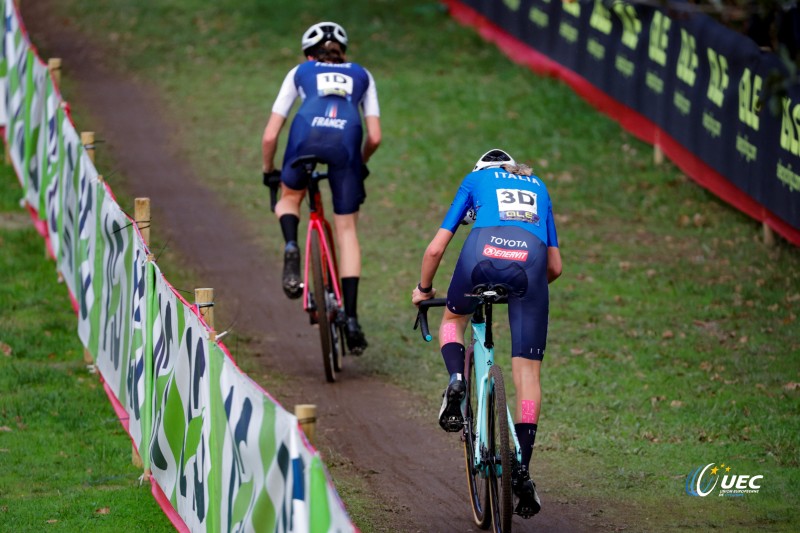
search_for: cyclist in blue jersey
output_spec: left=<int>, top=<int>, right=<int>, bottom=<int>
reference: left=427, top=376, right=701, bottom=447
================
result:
left=262, top=21, right=381, bottom=354
left=412, top=149, right=562, bottom=517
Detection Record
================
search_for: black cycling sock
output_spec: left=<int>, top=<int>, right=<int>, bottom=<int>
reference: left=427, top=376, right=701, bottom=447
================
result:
left=515, top=423, right=537, bottom=470
left=441, top=342, right=465, bottom=376
left=342, top=277, right=359, bottom=318
left=279, top=214, right=299, bottom=246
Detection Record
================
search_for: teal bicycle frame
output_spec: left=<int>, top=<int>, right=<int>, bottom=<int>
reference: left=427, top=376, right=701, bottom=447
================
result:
left=468, top=310, right=522, bottom=478
left=416, top=286, right=522, bottom=532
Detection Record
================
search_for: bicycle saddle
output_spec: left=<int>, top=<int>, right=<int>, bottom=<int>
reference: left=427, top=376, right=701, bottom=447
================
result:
left=289, top=154, right=322, bottom=169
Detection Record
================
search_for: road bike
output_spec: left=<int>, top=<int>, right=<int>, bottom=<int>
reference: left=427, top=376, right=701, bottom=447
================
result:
left=266, top=156, right=347, bottom=382
left=415, top=285, right=521, bottom=532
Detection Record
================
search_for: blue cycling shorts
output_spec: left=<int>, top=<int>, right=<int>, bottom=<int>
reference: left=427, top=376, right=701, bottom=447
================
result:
left=281, top=116, right=366, bottom=215
left=446, top=226, right=549, bottom=361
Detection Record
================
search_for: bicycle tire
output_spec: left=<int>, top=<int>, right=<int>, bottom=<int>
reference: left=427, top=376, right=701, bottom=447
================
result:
left=310, top=231, right=336, bottom=382
left=463, top=344, right=491, bottom=529
left=488, top=364, right=513, bottom=533
left=331, top=295, right=344, bottom=372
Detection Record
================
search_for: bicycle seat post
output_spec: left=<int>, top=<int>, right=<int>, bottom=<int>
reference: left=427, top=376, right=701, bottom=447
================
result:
left=484, top=300, right=494, bottom=350
left=304, top=161, right=319, bottom=212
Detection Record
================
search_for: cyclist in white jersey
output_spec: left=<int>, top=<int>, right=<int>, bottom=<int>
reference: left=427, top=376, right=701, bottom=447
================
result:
left=262, top=22, right=381, bottom=354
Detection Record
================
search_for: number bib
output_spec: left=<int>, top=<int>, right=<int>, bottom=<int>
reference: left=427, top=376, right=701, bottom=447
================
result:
left=496, top=188, right=540, bottom=224
left=317, top=72, right=354, bottom=98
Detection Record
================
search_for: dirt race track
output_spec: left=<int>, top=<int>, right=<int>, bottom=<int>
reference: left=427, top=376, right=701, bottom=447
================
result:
left=24, top=3, right=613, bottom=531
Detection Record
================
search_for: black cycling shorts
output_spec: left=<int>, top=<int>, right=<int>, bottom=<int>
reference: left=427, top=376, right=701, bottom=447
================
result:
left=446, top=226, right=549, bottom=361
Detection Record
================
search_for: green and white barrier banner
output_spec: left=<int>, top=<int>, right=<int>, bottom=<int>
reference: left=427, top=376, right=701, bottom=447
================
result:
left=211, top=345, right=353, bottom=532
left=150, top=267, right=214, bottom=530
left=2, top=0, right=358, bottom=529
left=75, top=160, right=100, bottom=348
left=88, top=180, right=151, bottom=454
left=4, top=0, right=27, bottom=185
left=56, top=121, right=84, bottom=301
left=38, top=74, right=61, bottom=226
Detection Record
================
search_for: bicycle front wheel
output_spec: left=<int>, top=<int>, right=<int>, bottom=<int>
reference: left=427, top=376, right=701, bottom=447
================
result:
left=463, top=344, right=491, bottom=529
left=488, top=364, right=513, bottom=533
left=310, top=231, right=336, bottom=382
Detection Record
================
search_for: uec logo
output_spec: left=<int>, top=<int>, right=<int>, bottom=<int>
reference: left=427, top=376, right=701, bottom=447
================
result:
left=685, top=463, right=763, bottom=497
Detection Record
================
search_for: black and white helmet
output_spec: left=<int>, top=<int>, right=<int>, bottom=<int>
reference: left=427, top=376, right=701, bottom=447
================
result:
left=473, top=148, right=515, bottom=171
left=302, top=22, right=348, bottom=56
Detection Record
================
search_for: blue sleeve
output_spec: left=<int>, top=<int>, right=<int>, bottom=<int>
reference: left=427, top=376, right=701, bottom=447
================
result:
left=440, top=174, right=474, bottom=233
left=546, top=203, right=558, bottom=247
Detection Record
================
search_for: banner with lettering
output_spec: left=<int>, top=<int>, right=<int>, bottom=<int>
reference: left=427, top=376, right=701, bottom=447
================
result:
left=447, top=0, right=800, bottom=244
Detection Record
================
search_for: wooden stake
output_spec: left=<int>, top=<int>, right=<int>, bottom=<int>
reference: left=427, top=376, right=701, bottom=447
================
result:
left=295, top=404, right=317, bottom=446
left=653, top=131, right=663, bottom=166
left=763, top=221, right=776, bottom=247
left=134, top=197, right=151, bottom=246
left=132, top=447, right=143, bottom=468
left=83, top=348, right=93, bottom=364
left=81, top=131, right=95, bottom=163
left=195, top=288, right=215, bottom=338
left=47, top=58, right=61, bottom=86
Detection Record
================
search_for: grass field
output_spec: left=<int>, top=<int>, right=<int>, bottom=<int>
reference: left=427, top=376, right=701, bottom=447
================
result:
left=0, top=163, right=173, bottom=531
left=9, top=0, right=800, bottom=531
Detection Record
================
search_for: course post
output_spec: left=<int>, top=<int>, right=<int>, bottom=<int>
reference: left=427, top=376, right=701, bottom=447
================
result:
left=763, top=221, right=776, bottom=247
left=295, top=404, right=317, bottom=446
left=47, top=58, right=61, bottom=86
left=195, top=288, right=215, bottom=340
left=134, top=198, right=151, bottom=246
left=131, top=196, right=152, bottom=472
left=653, top=131, right=664, bottom=166
left=81, top=131, right=95, bottom=163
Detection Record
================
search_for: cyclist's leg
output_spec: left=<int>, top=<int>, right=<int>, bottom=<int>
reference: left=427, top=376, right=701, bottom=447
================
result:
left=328, top=150, right=369, bottom=352
left=437, top=307, right=472, bottom=431
left=276, top=185, right=306, bottom=299
left=437, top=242, right=479, bottom=432
left=511, top=357, right=541, bottom=466
left=506, top=239, right=548, bottom=517
left=332, top=212, right=368, bottom=353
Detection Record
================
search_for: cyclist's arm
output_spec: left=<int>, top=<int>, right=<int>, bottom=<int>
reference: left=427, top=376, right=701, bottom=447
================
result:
left=361, top=69, right=381, bottom=164
left=262, top=67, right=300, bottom=172
left=413, top=228, right=454, bottom=304
left=545, top=203, right=561, bottom=283
left=547, top=246, right=562, bottom=283
left=262, top=112, right=286, bottom=173
left=362, top=115, right=381, bottom=164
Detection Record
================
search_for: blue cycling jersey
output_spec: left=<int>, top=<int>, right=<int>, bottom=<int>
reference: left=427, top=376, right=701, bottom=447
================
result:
left=440, top=168, right=559, bottom=247
left=292, top=60, right=372, bottom=127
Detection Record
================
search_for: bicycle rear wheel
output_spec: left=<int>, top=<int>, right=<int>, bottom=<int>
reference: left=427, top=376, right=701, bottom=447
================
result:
left=463, top=344, right=491, bottom=529
left=310, top=231, right=336, bottom=382
left=488, top=364, right=513, bottom=533
left=332, top=307, right=344, bottom=372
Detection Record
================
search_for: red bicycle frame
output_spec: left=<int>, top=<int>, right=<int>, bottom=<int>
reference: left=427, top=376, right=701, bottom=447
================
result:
left=301, top=186, right=342, bottom=312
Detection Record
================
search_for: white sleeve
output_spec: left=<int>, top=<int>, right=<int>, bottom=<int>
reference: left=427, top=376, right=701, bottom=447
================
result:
left=271, top=66, right=300, bottom=117
left=361, top=69, right=380, bottom=118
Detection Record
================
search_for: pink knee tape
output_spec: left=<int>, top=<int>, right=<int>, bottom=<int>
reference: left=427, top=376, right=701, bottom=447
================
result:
left=441, top=323, right=459, bottom=344
left=521, top=400, right=538, bottom=423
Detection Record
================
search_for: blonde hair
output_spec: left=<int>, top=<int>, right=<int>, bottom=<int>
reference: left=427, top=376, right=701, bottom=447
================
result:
left=502, top=163, right=533, bottom=176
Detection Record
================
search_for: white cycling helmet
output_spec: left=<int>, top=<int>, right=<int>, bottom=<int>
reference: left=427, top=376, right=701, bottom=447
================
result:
left=473, top=148, right=516, bottom=171
left=302, top=22, right=348, bottom=55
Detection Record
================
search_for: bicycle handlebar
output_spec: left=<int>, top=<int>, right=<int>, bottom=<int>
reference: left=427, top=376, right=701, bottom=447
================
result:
left=263, top=170, right=282, bottom=213
left=414, top=298, right=447, bottom=342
